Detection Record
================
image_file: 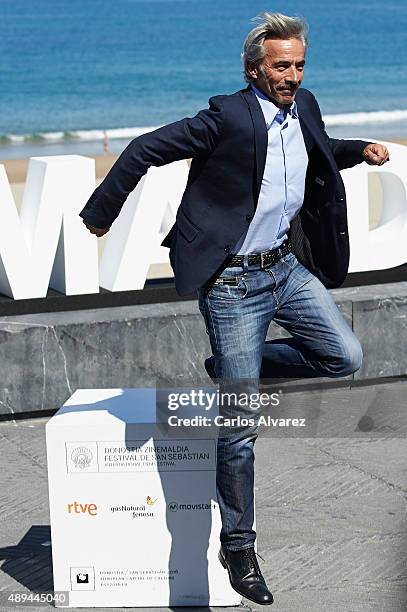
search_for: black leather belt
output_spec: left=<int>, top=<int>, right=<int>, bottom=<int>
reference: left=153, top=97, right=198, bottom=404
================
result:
left=226, top=241, right=292, bottom=269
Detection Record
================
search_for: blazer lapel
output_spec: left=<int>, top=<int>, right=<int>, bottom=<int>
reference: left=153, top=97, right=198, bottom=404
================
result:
left=297, top=110, right=315, bottom=156
left=295, top=89, right=334, bottom=163
left=241, top=87, right=268, bottom=202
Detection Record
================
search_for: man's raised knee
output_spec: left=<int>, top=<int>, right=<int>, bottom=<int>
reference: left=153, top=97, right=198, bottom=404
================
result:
left=330, top=340, right=363, bottom=377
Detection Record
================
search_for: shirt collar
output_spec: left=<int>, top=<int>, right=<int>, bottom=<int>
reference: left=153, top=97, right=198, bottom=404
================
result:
left=251, top=84, right=298, bottom=125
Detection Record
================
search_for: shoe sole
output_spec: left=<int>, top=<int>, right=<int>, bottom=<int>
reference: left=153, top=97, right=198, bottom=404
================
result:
left=218, top=550, right=274, bottom=606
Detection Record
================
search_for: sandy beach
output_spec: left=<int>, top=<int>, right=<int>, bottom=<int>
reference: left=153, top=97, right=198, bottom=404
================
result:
left=1, top=137, right=406, bottom=183
left=0, top=153, right=120, bottom=183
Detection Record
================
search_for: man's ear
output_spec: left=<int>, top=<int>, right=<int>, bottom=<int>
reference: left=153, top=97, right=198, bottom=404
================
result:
left=247, top=62, right=259, bottom=80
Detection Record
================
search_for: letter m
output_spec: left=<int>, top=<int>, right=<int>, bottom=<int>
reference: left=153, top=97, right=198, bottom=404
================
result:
left=0, top=156, right=99, bottom=299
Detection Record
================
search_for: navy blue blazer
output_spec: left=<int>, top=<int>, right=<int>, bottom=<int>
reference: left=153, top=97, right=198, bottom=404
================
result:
left=79, top=86, right=370, bottom=295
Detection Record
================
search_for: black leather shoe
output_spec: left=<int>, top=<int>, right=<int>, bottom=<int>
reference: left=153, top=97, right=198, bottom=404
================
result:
left=204, top=357, right=217, bottom=381
left=219, top=546, right=274, bottom=605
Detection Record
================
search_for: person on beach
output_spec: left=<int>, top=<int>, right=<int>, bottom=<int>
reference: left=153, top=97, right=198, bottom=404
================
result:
left=79, top=12, right=389, bottom=605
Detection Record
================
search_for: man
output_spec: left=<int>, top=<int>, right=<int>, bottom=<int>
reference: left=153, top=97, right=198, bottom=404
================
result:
left=79, top=12, right=389, bottom=605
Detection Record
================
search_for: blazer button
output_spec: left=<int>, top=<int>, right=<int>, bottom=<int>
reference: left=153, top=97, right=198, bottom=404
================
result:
left=246, top=214, right=253, bottom=222
left=224, top=245, right=231, bottom=253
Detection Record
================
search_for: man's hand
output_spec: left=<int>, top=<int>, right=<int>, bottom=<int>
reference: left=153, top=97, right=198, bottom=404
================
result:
left=82, top=220, right=110, bottom=237
left=362, top=143, right=389, bottom=166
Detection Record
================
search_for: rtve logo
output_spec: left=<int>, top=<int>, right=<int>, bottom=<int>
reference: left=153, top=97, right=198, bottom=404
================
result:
left=67, top=501, right=97, bottom=516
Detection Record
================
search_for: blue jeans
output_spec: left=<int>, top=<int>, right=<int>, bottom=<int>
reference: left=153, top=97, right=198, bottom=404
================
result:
left=197, top=250, right=363, bottom=551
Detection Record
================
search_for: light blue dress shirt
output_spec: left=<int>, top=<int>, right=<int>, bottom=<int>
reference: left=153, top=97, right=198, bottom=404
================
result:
left=233, top=84, right=309, bottom=255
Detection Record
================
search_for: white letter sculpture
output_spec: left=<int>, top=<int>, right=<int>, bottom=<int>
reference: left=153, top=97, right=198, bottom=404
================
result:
left=0, top=141, right=405, bottom=300
left=343, top=140, right=407, bottom=272
left=99, top=160, right=189, bottom=292
left=0, top=155, right=99, bottom=299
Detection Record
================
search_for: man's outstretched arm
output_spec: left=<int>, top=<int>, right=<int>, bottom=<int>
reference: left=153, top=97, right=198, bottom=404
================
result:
left=306, top=90, right=389, bottom=170
left=79, top=95, right=225, bottom=232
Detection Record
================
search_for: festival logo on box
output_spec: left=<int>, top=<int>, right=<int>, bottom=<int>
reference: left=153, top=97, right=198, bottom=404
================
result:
left=66, top=442, right=99, bottom=473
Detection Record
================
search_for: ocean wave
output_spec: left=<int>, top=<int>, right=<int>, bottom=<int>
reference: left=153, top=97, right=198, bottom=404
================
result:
left=1, top=109, right=407, bottom=145
left=323, top=109, right=407, bottom=126
left=0, top=126, right=159, bottom=145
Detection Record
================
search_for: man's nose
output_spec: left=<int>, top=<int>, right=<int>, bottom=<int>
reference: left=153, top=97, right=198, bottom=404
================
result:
left=286, top=66, right=298, bottom=83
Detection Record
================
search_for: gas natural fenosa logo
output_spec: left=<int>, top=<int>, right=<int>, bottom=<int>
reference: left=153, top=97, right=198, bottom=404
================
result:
left=110, top=498, right=158, bottom=518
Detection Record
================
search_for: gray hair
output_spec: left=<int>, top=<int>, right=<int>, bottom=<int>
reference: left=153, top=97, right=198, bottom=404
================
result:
left=242, top=12, right=309, bottom=83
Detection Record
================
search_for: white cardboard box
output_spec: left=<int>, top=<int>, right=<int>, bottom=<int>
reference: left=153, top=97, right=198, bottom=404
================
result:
left=45, top=388, right=241, bottom=607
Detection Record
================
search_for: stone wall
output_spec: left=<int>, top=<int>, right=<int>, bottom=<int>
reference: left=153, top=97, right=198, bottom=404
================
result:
left=0, top=282, right=406, bottom=416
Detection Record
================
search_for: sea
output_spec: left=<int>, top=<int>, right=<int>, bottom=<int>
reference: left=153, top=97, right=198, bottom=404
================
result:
left=0, top=0, right=406, bottom=159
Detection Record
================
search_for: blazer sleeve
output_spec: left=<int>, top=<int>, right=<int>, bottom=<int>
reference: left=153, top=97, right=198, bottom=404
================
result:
left=307, top=91, right=374, bottom=171
left=79, top=95, right=225, bottom=229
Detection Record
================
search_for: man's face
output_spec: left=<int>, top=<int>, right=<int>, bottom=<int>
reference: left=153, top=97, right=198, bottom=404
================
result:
left=250, top=37, right=306, bottom=107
